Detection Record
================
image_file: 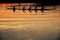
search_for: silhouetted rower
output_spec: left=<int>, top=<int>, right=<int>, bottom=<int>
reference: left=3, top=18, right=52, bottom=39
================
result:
left=13, top=6, right=16, bottom=12
left=41, top=6, right=44, bottom=13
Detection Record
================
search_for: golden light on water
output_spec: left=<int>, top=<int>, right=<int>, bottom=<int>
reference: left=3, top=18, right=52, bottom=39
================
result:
left=0, top=3, right=60, bottom=40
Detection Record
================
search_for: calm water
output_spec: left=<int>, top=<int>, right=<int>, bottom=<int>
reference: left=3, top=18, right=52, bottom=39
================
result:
left=0, top=20, right=60, bottom=40
left=0, top=9, right=60, bottom=40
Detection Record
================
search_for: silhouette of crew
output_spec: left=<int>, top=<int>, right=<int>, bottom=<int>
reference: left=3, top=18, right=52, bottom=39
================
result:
left=23, top=7, right=25, bottom=12
left=35, top=6, right=37, bottom=13
left=29, top=7, right=31, bottom=13
left=40, top=6, right=44, bottom=13
left=13, top=6, right=16, bottom=12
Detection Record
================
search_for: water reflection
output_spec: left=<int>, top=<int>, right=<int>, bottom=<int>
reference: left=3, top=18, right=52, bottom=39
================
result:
left=0, top=21, right=60, bottom=40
